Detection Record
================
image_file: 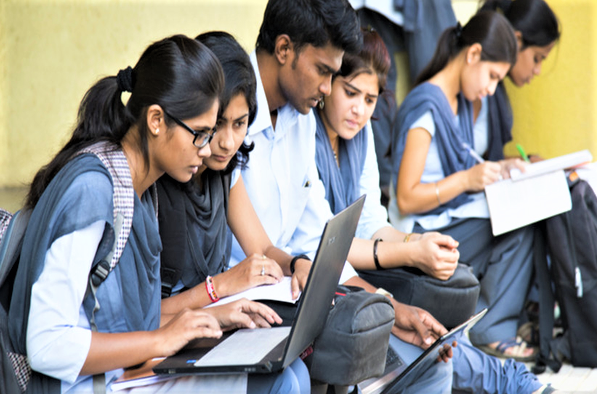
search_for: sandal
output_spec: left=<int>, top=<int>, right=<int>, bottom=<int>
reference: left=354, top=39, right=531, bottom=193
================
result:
left=476, top=336, right=537, bottom=362
left=517, top=321, right=540, bottom=346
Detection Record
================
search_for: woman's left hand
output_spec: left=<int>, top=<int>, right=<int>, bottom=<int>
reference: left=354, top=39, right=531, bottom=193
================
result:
left=499, top=158, right=528, bottom=179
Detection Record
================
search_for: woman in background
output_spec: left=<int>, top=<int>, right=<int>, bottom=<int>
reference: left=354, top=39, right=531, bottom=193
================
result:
left=478, top=0, right=560, bottom=161
left=389, top=11, right=536, bottom=362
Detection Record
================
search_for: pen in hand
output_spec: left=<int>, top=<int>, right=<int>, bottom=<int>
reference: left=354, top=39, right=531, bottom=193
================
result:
left=462, top=142, right=485, bottom=164
left=462, top=142, right=503, bottom=181
left=516, top=143, right=531, bottom=163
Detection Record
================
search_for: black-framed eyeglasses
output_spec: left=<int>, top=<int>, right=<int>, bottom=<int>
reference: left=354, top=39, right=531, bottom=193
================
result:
left=163, top=110, right=215, bottom=149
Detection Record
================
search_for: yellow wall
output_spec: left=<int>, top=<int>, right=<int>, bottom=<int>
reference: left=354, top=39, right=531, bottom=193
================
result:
left=0, top=0, right=268, bottom=188
left=0, top=0, right=593, bottom=188
left=504, top=0, right=595, bottom=159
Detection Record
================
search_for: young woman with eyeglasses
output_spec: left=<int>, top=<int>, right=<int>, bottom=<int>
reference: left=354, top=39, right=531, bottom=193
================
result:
left=7, top=34, right=299, bottom=394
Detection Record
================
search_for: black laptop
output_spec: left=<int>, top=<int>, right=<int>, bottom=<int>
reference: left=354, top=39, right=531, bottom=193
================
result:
left=153, top=195, right=366, bottom=375
left=359, top=308, right=488, bottom=394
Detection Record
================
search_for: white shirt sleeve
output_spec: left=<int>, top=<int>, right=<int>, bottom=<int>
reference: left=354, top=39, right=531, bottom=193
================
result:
left=27, top=220, right=105, bottom=383
left=411, top=111, right=435, bottom=137
left=287, top=159, right=358, bottom=284
left=355, top=122, right=392, bottom=240
left=230, top=167, right=240, bottom=189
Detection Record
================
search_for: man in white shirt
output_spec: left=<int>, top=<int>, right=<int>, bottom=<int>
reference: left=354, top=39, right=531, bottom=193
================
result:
left=229, top=0, right=453, bottom=392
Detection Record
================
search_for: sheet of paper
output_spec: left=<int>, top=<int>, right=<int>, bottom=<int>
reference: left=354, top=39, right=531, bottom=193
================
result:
left=204, top=276, right=299, bottom=309
left=485, top=170, right=572, bottom=236
left=111, top=358, right=175, bottom=391
left=510, top=150, right=593, bottom=181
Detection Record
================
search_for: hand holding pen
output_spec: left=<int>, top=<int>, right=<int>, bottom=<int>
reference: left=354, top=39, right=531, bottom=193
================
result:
left=461, top=142, right=502, bottom=189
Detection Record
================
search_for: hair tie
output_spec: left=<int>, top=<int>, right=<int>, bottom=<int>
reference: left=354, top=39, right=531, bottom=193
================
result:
left=500, top=0, right=512, bottom=14
left=454, top=22, right=463, bottom=39
left=116, top=66, right=134, bottom=92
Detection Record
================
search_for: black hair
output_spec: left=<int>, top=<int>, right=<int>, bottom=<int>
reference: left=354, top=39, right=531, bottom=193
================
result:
left=480, top=0, right=560, bottom=49
left=196, top=31, right=256, bottom=174
left=255, top=0, right=362, bottom=56
left=337, top=27, right=391, bottom=94
left=25, top=34, right=224, bottom=209
left=415, top=11, right=518, bottom=86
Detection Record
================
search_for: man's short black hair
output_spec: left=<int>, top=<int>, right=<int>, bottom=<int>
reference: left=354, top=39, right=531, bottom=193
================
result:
left=256, top=0, right=362, bottom=55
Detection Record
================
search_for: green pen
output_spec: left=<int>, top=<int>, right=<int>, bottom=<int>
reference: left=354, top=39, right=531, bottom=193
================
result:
left=516, top=143, right=530, bottom=163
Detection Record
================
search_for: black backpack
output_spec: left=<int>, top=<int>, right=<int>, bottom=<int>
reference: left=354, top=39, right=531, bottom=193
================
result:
left=0, top=208, right=30, bottom=393
left=535, top=178, right=597, bottom=371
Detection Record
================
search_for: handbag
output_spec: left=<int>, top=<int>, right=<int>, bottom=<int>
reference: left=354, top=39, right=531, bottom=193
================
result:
left=358, top=263, right=480, bottom=329
left=305, top=285, right=395, bottom=386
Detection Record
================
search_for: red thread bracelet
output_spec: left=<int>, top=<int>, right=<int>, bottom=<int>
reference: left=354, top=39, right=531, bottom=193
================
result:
left=205, top=275, right=219, bottom=303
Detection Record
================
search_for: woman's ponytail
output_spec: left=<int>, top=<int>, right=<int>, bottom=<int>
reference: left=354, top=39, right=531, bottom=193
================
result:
left=414, top=23, right=464, bottom=86
left=414, top=11, right=517, bottom=86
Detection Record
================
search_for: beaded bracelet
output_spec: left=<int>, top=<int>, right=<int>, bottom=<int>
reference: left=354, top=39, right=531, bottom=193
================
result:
left=205, top=275, right=219, bottom=303
left=290, top=254, right=311, bottom=274
left=373, top=238, right=384, bottom=270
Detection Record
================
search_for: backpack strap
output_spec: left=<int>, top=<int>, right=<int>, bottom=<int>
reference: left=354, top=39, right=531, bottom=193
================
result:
left=532, top=221, right=562, bottom=374
left=156, top=180, right=188, bottom=298
left=76, top=142, right=144, bottom=394
left=78, top=142, right=136, bottom=270
left=0, top=209, right=12, bottom=244
left=0, top=209, right=33, bottom=392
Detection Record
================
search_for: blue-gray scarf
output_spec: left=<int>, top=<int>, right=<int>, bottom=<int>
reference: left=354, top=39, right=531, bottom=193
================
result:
left=315, top=110, right=367, bottom=214
left=391, top=82, right=476, bottom=214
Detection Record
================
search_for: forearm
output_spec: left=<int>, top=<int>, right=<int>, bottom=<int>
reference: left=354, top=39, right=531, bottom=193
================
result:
left=81, top=330, right=160, bottom=376
left=161, top=282, right=212, bottom=315
left=347, top=237, right=417, bottom=270
left=398, top=171, right=469, bottom=215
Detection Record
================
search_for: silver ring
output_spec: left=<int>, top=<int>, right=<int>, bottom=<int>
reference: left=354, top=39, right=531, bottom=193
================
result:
left=261, top=265, right=265, bottom=276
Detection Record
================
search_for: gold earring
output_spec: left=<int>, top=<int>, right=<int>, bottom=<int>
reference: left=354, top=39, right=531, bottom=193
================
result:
left=318, top=99, right=324, bottom=109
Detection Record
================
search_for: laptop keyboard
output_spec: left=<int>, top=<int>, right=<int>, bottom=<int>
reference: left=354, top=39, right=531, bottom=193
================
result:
left=385, top=345, right=403, bottom=370
left=194, top=326, right=291, bottom=367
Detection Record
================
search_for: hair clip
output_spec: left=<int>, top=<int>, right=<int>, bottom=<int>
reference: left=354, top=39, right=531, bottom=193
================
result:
left=454, top=22, right=463, bottom=39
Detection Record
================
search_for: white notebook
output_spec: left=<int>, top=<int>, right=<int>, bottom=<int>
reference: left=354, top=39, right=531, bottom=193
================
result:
left=484, top=150, right=592, bottom=236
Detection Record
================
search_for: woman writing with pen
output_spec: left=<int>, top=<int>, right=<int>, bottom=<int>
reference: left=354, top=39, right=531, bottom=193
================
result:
left=388, top=11, right=536, bottom=362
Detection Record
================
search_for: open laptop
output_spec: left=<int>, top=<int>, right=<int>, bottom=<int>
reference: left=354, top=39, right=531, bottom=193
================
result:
left=359, top=308, right=488, bottom=394
left=153, top=195, right=366, bottom=376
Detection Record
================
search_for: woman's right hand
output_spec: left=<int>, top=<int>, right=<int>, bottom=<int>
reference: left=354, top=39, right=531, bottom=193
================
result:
left=205, top=298, right=283, bottom=331
left=154, top=308, right=222, bottom=357
left=465, top=161, right=502, bottom=192
left=215, top=253, right=284, bottom=297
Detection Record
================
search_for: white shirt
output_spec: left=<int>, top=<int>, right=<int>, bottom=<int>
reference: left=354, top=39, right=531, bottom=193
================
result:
left=388, top=108, right=490, bottom=232
left=229, top=52, right=357, bottom=284
left=354, top=122, right=393, bottom=240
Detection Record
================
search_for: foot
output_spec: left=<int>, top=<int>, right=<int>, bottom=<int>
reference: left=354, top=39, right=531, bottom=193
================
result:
left=476, top=336, right=537, bottom=362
